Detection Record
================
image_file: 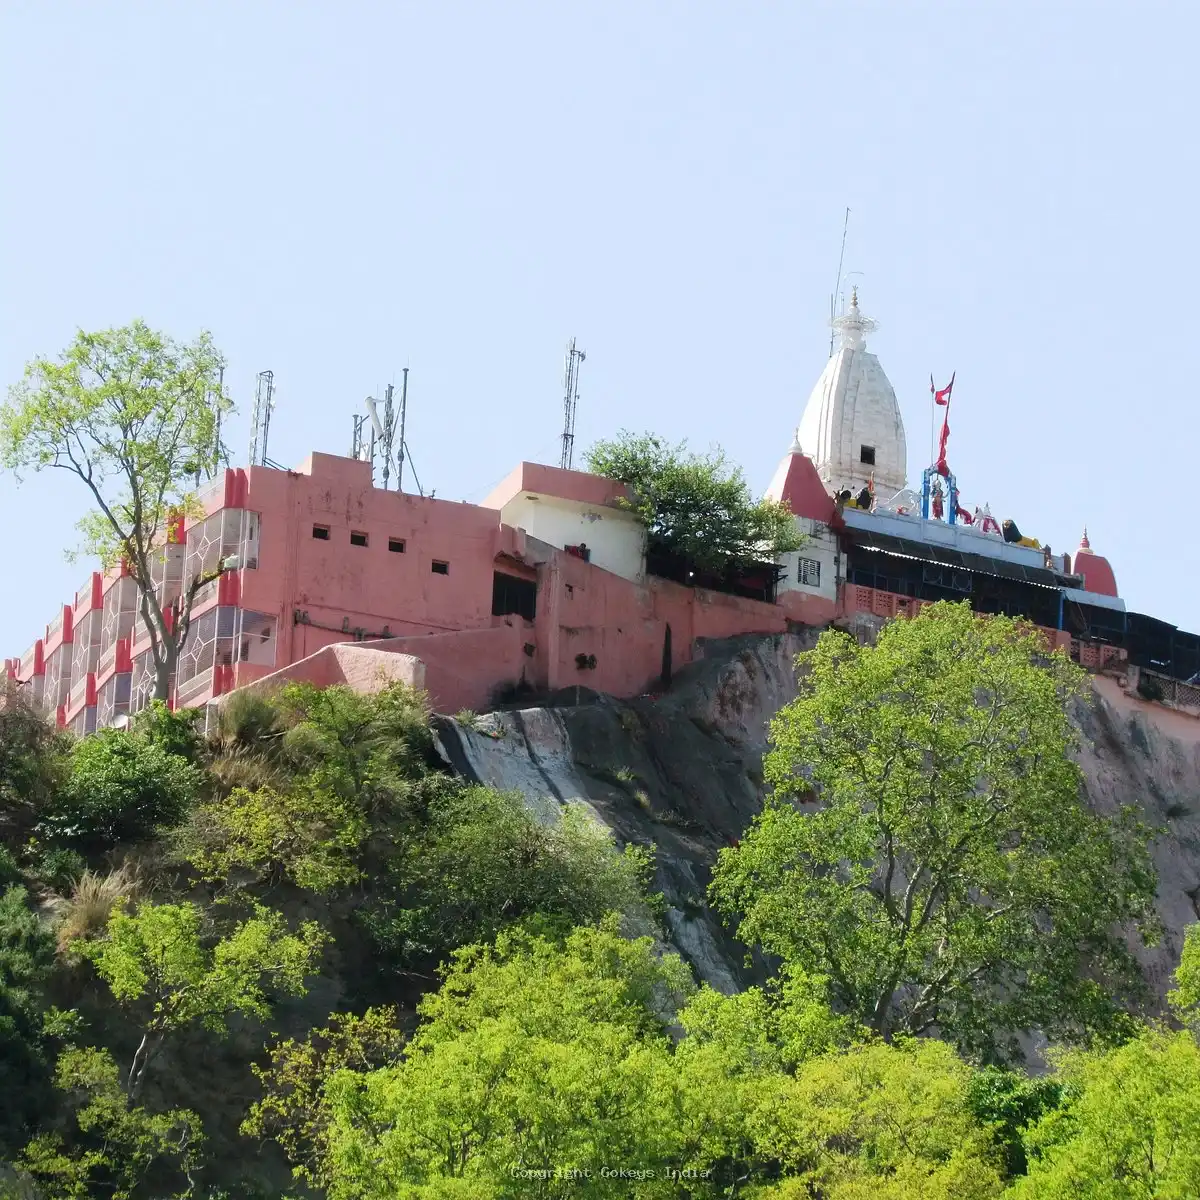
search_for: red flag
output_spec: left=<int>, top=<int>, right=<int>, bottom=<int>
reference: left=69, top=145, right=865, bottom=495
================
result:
left=932, top=372, right=955, bottom=406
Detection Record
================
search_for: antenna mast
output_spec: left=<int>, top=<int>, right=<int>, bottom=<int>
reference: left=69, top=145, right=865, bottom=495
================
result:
left=828, top=207, right=850, bottom=358
left=353, top=369, right=412, bottom=492
left=559, top=339, right=586, bottom=470
left=248, top=370, right=281, bottom=467
left=396, top=367, right=409, bottom=492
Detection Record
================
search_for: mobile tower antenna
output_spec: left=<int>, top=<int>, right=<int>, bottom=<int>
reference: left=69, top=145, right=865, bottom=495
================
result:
left=559, top=339, right=586, bottom=470
left=197, top=364, right=226, bottom=488
left=248, top=370, right=283, bottom=468
left=828, top=206, right=850, bottom=358
left=354, top=367, right=418, bottom=493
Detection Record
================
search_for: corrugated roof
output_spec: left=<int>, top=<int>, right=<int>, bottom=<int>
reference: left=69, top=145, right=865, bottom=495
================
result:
left=845, top=528, right=1068, bottom=590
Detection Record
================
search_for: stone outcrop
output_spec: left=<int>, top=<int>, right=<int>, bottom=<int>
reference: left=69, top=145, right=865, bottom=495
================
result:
left=434, top=631, right=1200, bottom=1009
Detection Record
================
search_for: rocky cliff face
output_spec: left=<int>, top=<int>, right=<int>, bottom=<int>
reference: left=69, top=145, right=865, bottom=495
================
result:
left=434, top=631, right=1200, bottom=1009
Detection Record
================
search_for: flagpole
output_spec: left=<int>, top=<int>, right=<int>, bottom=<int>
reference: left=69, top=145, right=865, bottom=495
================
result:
left=930, top=376, right=936, bottom=469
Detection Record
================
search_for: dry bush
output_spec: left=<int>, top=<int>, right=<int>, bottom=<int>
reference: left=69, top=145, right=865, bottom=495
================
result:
left=56, top=864, right=139, bottom=952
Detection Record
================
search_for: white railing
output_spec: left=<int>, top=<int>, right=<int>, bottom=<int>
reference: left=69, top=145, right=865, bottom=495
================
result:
left=68, top=673, right=89, bottom=713
left=47, top=611, right=63, bottom=639
left=19, top=647, right=35, bottom=677
left=76, top=579, right=94, bottom=611
left=98, top=641, right=117, bottom=679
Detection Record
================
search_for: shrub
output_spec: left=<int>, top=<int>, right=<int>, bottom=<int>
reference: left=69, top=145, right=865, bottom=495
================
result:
left=183, top=781, right=368, bottom=893
left=0, top=692, right=68, bottom=847
left=131, top=700, right=205, bottom=763
left=34, top=847, right=87, bottom=894
left=360, top=786, right=655, bottom=968
left=39, top=730, right=203, bottom=847
left=0, top=885, right=56, bottom=1155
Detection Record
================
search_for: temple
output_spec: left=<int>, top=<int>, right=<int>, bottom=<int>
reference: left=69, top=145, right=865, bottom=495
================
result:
left=7, top=292, right=1200, bottom=729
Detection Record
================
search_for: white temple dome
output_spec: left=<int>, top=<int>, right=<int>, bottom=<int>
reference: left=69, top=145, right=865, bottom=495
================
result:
left=795, top=289, right=907, bottom=497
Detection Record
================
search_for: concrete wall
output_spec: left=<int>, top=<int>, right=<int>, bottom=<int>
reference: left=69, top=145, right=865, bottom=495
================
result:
left=497, top=492, right=645, bottom=583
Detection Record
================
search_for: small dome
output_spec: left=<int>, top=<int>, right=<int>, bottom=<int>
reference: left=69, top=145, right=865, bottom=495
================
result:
left=1074, top=527, right=1119, bottom=598
left=795, top=290, right=907, bottom=498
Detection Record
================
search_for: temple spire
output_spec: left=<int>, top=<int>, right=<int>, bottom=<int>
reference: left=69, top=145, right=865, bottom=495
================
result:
left=831, top=286, right=877, bottom=352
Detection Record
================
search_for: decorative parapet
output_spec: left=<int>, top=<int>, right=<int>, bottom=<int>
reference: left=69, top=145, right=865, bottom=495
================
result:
left=1124, top=665, right=1200, bottom=719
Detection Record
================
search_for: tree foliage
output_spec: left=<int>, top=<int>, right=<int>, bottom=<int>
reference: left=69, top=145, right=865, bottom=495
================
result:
left=0, top=886, right=57, bottom=1156
left=18, top=1047, right=205, bottom=1200
left=317, top=921, right=692, bottom=1199
left=711, top=602, right=1158, bottom=1059
left=42, top=729, right=203, bottom=848
left=83, top=901, right=327, bottom=1096
left=361, top=788, right=656, bottom=968
left=585, top=431, right=802, bottom=574
left=0, top=321, right=233, bottom=699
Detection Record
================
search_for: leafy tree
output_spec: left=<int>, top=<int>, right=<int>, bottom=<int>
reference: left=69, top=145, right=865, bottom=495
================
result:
left=749, top=1039, right=1005, bottom=1200
left=184, top=781, right=369, bottom=893
left=82, top=900, right=327, bottom=1097
left=41, top=729, right=204, bottom=848
left=1169, top=921, right=1200, bottom=1031
left=242, top=1007, right=406, bottom=1187
left=0, top=886, right=57, bottom=1156
left=18, top=1046, right=205, bottom=1200
left=360, top=787, right=655, bottom=969
left=130, top=701, right=205, bottom=764
left=0, top=321, right=233, bottom=700
left=317, top=920, right=693, bottom=1199
left=0, top=688, right=68, bottom=849
left=711, top=603, right=1158, bottom=1059
left=964, top=1067, right=1062, bottom=1180
left=585, top=431, right=802, bottom=575
left=1010, top=1030, right=1200, bottom=1198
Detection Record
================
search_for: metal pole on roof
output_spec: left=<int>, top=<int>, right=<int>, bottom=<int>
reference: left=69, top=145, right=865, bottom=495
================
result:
left=396, top=368, right=409, bottom=493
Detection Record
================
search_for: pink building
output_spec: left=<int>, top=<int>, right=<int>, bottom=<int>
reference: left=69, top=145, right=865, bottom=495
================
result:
left=7, top=449, right=840, bottom=727
left=12, top=292, right=1189, bottom=727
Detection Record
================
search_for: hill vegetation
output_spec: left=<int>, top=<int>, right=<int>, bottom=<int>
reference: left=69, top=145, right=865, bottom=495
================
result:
left=0, top=603, right=1197, bottom=1199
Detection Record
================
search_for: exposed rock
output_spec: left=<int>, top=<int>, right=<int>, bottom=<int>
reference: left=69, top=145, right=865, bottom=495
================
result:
left=436, top=631, right=1200, bottom=1011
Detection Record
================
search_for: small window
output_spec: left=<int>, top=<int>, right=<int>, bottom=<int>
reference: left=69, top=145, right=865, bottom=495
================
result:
left=350, top=531, right=368, bottom=547
left=432, top=560, right=449, bottom=575
left=388, top=538, right=406, bottom=554
left=312, top=524, right=330, bottom=541
left=797, top=557, right=821, bottom=587
left=859, top=445, right=876, bottom=466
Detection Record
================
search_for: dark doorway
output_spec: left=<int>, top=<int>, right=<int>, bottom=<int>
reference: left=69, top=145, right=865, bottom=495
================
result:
left=492, top=571, right=537, bottom=620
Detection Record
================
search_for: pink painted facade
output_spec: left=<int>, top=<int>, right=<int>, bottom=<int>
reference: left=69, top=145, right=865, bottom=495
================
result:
left=7, top=443, right=1141, bottom=728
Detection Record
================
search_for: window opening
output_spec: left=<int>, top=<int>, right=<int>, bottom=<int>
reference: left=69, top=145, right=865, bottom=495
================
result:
left=432, top=560, right=449, bottom=575
left=350, top=531, right=368, bottom=547
left=860, top=445, right=876, bottom=466
left=312, top=525, right=330, bottom=541
left=388, top=538, right=406, bottom=553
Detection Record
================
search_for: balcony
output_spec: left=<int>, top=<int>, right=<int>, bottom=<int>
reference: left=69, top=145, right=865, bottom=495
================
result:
left=67, top=671, right=95, bottom=718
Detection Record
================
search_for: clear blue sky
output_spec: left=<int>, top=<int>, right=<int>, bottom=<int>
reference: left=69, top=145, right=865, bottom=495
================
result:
left=3, top=2, right=1197, bottom=651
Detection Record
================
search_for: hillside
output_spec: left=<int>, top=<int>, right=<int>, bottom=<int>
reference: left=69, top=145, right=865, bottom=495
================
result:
left=440, top=630, right=1200, bottom=1013
left=3, top=610, right=1200, bottom=1198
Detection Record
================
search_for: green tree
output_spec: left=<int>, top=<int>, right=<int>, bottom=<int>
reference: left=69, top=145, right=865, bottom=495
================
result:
left=0, top=886, right=57, bottom=1156
left=242, top=1007, right=406, bottom=1187
left=18, top=1046, right=204, bottom=1200
left=0, top=321, right=234, bottom=700
left=749, top=1039, right=1005, bottom=1200
left=711, top=603, right=1158, bottom=1059
left=360, top=787, right=655, bottom=969
left=0, top=687, right=68, bottom=849
left=316, top=921, right=692, bottom=1199
left=1010, top=1030, right=1200, bottom=1198
left=585, top=431, right=802, bottom=575
left=82, top=900, right=326, bottom=1097
left=42, top=729, right=204, bottom=848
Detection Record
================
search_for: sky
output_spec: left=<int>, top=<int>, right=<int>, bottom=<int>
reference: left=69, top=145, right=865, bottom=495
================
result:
left=2, top=1, right=1197, bottom=652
